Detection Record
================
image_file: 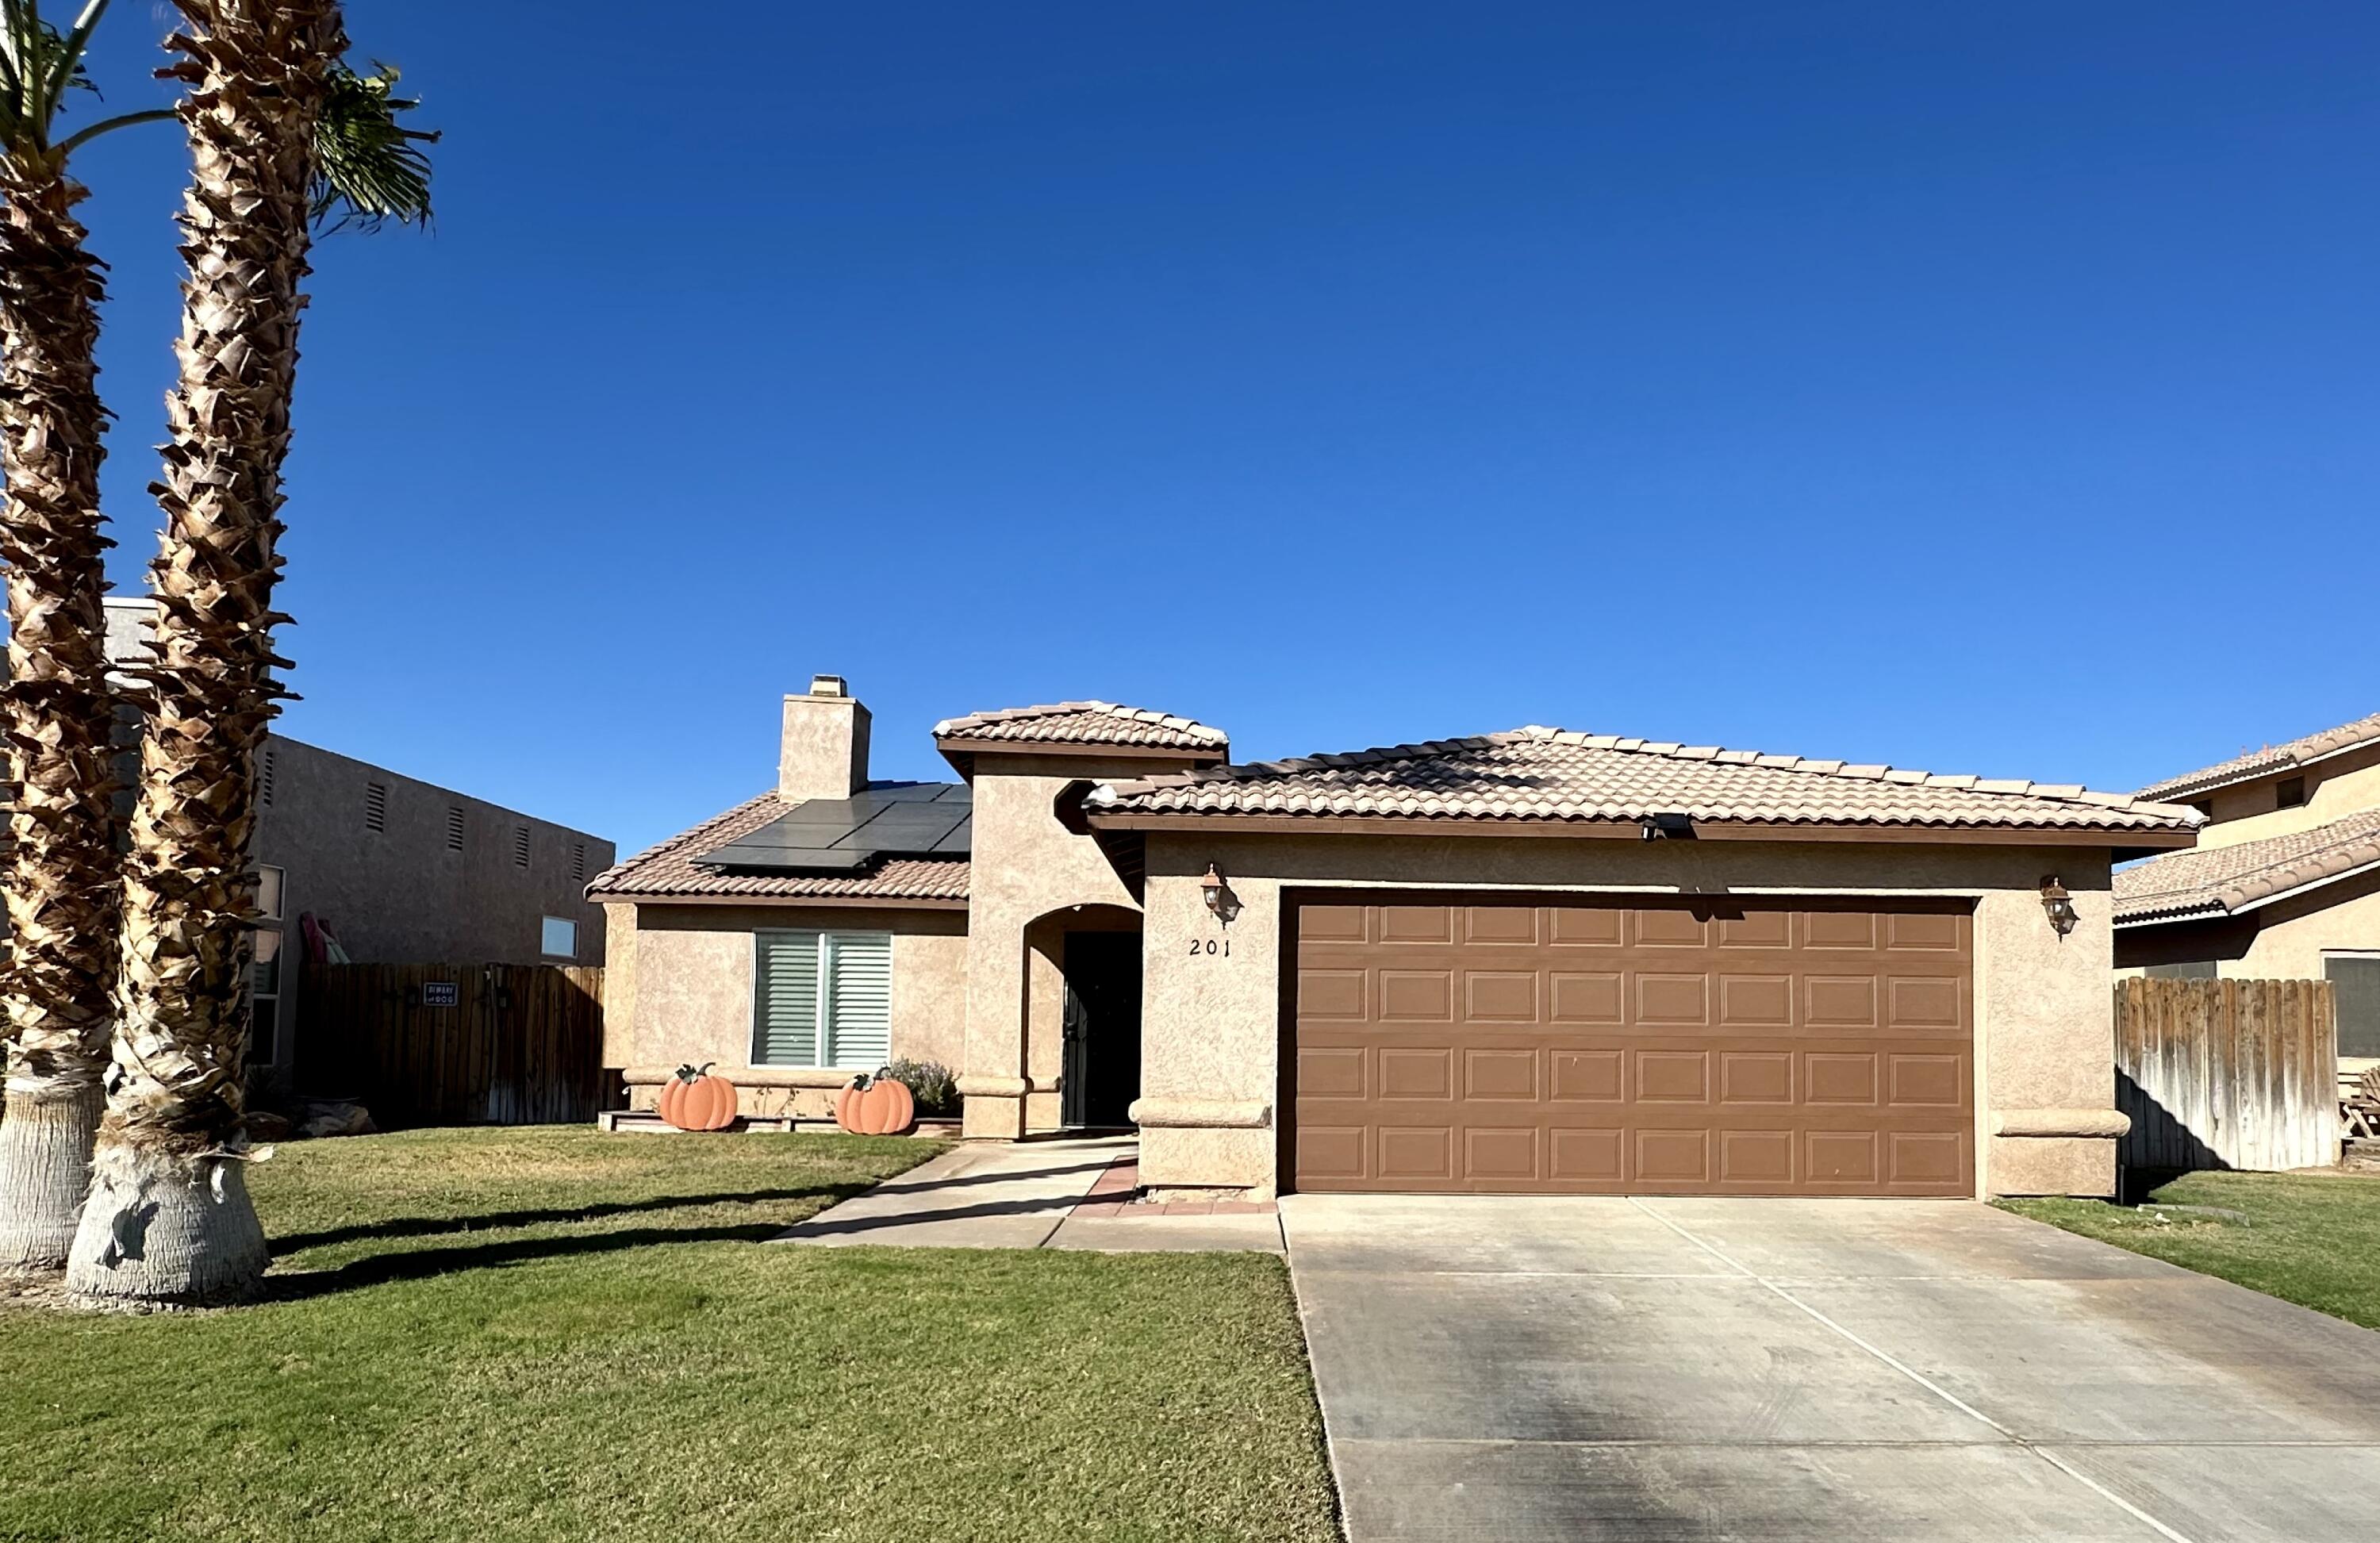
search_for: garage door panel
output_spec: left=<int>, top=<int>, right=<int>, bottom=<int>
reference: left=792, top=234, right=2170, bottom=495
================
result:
left=1292, top=898, right=1973, bottom=1196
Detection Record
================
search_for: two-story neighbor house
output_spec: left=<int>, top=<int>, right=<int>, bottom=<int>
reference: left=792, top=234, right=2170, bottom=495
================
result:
left=2114, top=710, right=2380, bottom=1057
left=596, top=676, right=2199, bottom=1202
left=97, top=598, right=616, bottom=1084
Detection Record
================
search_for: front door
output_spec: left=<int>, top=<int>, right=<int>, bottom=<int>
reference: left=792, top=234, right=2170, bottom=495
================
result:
left=1061, top=931, right=1143, bottom=1128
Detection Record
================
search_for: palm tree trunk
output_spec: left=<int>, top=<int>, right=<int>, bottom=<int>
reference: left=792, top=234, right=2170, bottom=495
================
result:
left=65, top=0, right=344, bottom=1307
left=0, top=159, right=121, bottom=1276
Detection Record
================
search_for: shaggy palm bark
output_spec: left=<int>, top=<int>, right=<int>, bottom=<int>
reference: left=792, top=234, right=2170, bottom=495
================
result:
left=0, top=157, right=121, bottom=1276
left=65, top=0, right=343, bottom=1307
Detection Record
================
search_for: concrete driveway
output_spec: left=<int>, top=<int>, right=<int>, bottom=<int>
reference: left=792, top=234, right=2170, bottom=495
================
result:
left=1282, top=1194, right=2380, bottom=1541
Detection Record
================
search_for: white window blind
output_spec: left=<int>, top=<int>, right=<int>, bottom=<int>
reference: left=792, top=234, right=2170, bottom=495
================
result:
left=754, top=931, right=890, bottom=1069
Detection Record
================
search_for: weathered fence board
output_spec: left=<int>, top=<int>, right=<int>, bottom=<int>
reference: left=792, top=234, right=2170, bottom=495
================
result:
left=298, top=963, right=605, bottom=1128
left=2115, top=977, right=2338, bottom=1173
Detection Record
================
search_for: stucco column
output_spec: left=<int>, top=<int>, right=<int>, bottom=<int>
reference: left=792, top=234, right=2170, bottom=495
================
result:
left=1134, top=856, right=1279, bottom=1197
left=1976, top=870, right=2120, bottom=1198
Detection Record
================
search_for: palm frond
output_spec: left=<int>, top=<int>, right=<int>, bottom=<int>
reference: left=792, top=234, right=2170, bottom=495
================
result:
left=0, top=0, right=98, bottom=154
left=310, top=60, right=437, bottom=233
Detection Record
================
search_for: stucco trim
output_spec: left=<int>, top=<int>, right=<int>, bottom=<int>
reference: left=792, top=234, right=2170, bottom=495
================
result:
left=623, top=1064, right=860, bottom=1090
left=1129, top=1097, right=1272, bottom=1130
left=1990, top=1107, right=2132, bottom=1139
left=958, top=1074, right=1031, bottom=1098
left=1085, top=812, right=2194, bottom=848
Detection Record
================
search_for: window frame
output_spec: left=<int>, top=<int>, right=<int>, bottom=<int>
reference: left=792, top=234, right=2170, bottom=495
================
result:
left=248, top=863, right=286, bottom=1065
left=540, top=915, right=578, bottom=960
left=751, top=928, right=892, bottom=1070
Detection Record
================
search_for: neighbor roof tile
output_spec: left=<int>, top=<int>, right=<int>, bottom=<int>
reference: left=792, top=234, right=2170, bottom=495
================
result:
left=2136, top=711, right=2380, bottom=802
left=2113, top=807, right=2380, bottom=923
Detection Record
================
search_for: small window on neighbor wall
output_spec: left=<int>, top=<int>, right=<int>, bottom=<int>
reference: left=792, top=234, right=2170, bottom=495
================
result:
left=446, top=806, right=464, bottom=853
left=254, top=864, right=284, bottom=922
left=364, top=780, right=387, bottom=832
left=512, top=825, right=532, bottom=869
left=2144, top=961, right=2218, bottom=981
left=540, top=915, right=577, bottom=959
left=2277, top=776, right=2306, bottom=810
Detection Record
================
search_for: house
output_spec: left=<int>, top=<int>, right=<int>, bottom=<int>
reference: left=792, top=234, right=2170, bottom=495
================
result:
left=596, top=676, right=2200, bottom=1201
left=96, top=598, right=617, bottom=1087
left=2113, top=710, right=2380, bottom=1058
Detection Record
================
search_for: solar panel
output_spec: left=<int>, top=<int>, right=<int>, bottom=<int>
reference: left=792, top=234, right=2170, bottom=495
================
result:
left=693, top=781, right=973, bottom=873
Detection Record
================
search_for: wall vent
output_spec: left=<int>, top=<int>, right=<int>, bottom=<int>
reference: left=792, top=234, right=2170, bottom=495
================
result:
left=260, top=746, right=278, bottom=807
left=364, top=781, right=387, bottom=833
left=512, top=825, right=531, bottom=869
left=570, top=841, right=586, bottom=882
left=446, top=806, right=465, bottom=853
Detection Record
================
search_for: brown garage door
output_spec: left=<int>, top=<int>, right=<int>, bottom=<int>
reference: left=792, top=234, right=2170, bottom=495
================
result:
left=1290, top=897, right=1973, bottom=1196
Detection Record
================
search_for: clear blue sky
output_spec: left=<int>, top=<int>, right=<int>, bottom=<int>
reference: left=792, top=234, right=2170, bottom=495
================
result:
left=60, top=2, right=2380, bottom=855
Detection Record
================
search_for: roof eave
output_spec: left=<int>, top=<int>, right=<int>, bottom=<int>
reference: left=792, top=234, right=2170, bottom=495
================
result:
left=589, top=889, right=968, bottom=911
left=1080, top=810, right=2198, bottom=847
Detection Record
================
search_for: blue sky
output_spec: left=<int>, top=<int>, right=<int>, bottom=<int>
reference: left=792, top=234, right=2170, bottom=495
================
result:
left=60, top=2, right=2380, bottom=855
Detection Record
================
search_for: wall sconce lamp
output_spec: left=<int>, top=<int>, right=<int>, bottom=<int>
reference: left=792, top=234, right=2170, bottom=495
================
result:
left=1200, top=862, right=1242, bottom=926
left=2039, top=875, right=2078, bottom=938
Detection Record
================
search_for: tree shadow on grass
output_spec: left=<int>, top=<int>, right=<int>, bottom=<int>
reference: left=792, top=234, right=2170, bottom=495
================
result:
left=270, top=1158, right=1116, bottom=1257
left=271, top=1184, right=866, bottom=1255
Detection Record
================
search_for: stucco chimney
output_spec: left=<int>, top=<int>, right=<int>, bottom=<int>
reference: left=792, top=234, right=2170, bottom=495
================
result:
left=779, top=674, right=872, bottom=804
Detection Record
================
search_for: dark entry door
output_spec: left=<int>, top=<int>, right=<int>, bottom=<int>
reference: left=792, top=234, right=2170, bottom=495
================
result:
left=1061, top=932, right=1143, bottom=1128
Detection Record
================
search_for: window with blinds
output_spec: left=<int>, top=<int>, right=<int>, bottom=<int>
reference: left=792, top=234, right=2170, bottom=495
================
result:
left=754, top=931, right=892, bottom=1069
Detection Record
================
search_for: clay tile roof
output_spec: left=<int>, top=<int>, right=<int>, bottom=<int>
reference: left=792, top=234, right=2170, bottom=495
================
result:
left=932, top=700, right=1227, bottom=751
left=2113, top=807, right=2380, bottom=924
left=1085, top=725, right=2202, bottom=835
left=2136, top=711, right=2380, bottom=802
left=589, top=791, right=969, bottom=903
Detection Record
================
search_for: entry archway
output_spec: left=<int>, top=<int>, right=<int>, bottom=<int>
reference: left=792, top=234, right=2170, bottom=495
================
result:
left=1022, top=904, right=1142, bottom=1131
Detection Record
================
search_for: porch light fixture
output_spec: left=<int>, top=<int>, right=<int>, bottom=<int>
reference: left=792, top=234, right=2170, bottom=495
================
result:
left=1199, top=863, right=1242, bottom=926
left=2039, top=876, right=2078, bottom=938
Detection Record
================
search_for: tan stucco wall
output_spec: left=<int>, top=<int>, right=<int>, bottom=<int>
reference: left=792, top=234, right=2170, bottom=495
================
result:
left=1133, top=831, right=2121, bottom=1201
left=600, top=901, right=639, bottom=1067
left=615, top=901, right=966, bottom=1118
left=2195, top=744, right=2380, bottom=850
left=957, top=756, right=1159, bottom=1138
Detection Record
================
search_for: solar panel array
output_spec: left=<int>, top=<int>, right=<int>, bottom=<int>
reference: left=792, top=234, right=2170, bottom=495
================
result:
left=693, top=782, right=973, bottom=873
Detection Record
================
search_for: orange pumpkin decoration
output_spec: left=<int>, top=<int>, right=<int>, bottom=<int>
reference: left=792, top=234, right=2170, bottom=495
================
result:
left=835, top=1070, right=916, bottom=1135
left=658, top=1062, right=739, bottom=1131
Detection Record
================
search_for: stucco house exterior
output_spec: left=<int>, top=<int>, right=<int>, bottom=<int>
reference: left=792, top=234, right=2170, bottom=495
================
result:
left=2114, top=710, right=2380, bottom=1058
left=594, top=678, right=2202, bottom=1202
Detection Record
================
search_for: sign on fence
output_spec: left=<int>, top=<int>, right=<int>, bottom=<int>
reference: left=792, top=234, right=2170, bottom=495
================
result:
left=2115, top=977, right=2338, bottom=1173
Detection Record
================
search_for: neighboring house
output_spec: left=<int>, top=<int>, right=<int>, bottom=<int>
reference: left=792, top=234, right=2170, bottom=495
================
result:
left=2113, top=710, right=2380, bottom=1057
left=596, top=675, right=2198, bottom=1202
left=95, top=598, right=616, bottom=1084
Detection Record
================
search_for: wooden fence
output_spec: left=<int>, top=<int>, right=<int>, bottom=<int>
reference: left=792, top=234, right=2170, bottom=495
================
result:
left=2115, top=977, right=2338, bottom=1173
left=297, top=963, right=607, bottom=1128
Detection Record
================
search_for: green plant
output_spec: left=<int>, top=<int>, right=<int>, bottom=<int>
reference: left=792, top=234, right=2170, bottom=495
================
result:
left=884, top=1058, right=958, bottom=1119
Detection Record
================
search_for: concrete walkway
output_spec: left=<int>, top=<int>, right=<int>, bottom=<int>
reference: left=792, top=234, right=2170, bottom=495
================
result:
left=1284, top=1192, right=2380, bottom=1542
left=772, top=1137, right=1283, bottom=1252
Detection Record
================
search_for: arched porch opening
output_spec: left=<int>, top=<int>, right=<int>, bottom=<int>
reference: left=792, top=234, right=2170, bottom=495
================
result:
left=1021, top=903, right=1142, bottom=1131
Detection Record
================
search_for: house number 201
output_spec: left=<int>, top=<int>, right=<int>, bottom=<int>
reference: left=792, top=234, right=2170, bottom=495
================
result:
left=1188, top=938, right=1230, bottom=957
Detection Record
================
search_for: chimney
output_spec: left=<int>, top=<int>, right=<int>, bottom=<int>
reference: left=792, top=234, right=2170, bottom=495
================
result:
left=779, top=674, right=872, bottom=804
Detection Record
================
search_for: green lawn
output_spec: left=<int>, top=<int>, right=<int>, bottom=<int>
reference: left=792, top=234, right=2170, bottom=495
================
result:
left=2000, top=1169, right=2380, bottom=1330
left=0, top=1127, right=1340, bottom=1543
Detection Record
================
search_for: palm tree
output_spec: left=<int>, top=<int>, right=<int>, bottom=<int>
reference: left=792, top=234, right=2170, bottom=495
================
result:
left=0, top=2, right=185, bottom=1275
left=0, top=0, right=428, bottom=1303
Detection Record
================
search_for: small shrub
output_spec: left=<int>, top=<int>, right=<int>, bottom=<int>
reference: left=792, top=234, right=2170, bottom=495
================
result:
left=885, top=1057, right=959, bottom=1119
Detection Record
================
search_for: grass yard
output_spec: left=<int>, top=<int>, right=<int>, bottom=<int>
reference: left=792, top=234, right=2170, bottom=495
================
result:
left=2000, top=1169, right=2380, bottom=1330
left=0, top=1127, right=1340, bottom=1543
